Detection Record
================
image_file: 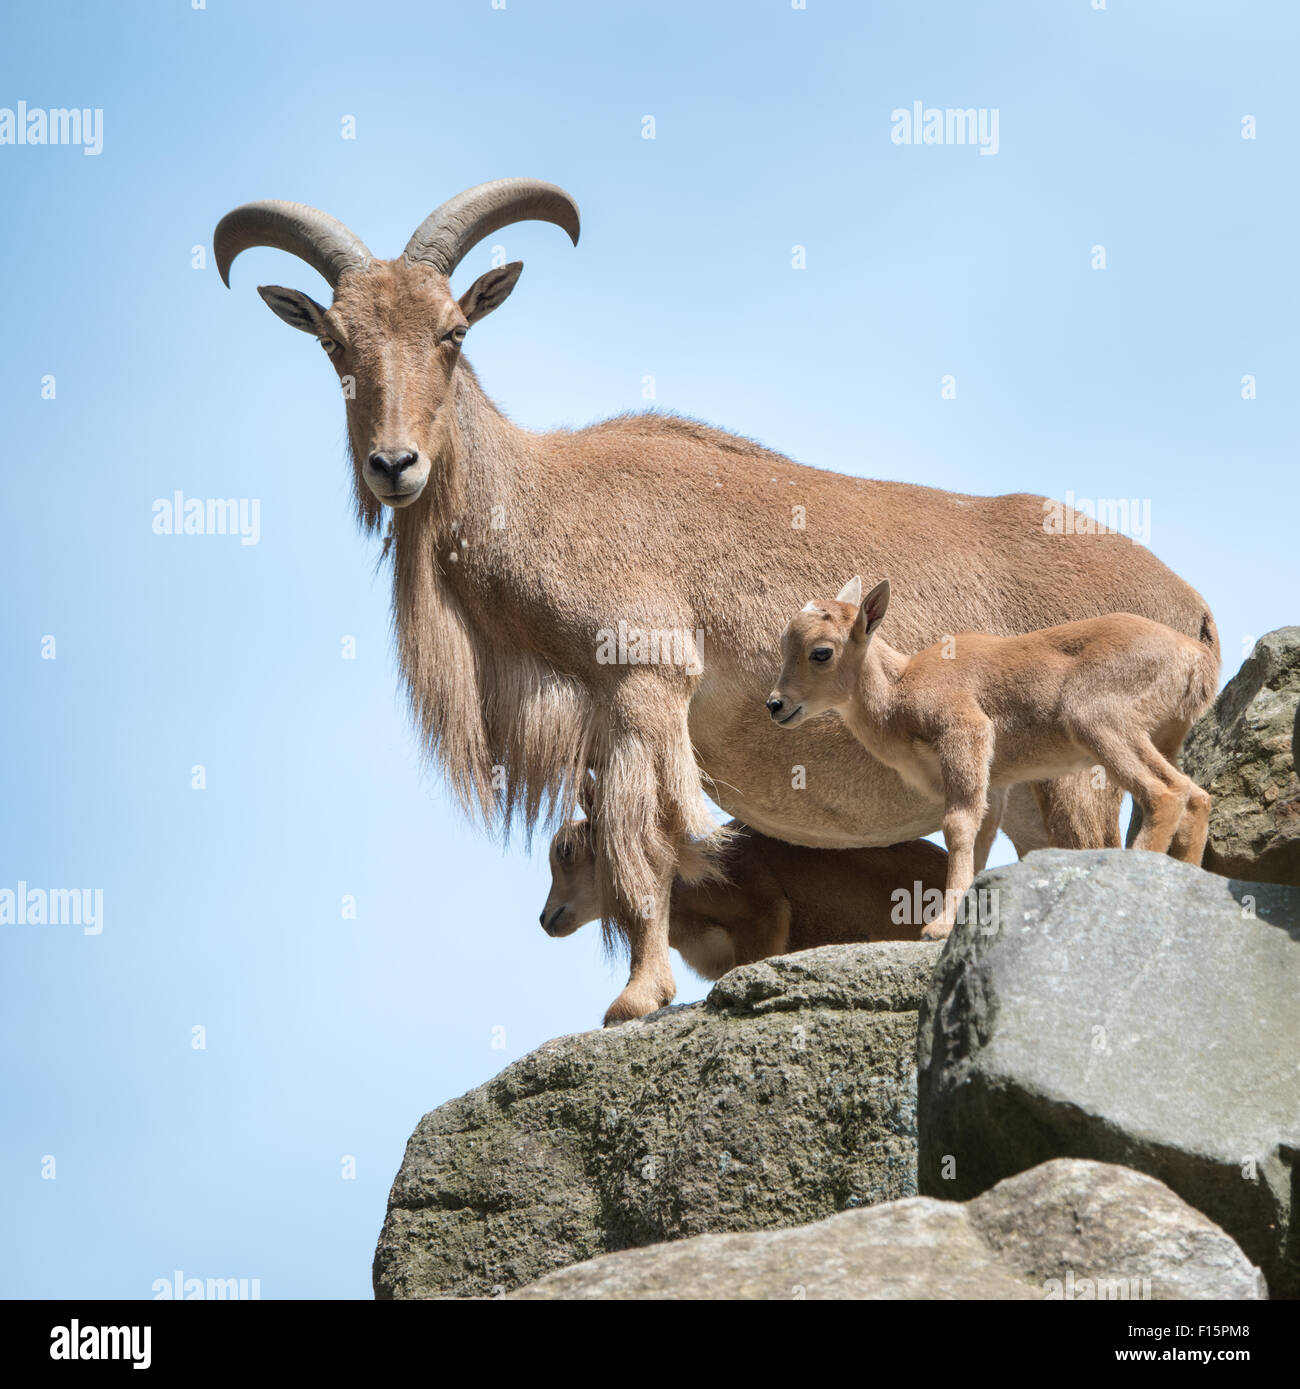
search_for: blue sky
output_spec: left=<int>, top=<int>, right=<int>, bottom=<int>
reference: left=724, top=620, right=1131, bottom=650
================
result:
left=1, top=0, right=1295, bottom=1299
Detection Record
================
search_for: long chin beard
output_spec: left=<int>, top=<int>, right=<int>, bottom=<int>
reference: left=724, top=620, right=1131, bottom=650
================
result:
left=348, top=434, right=385, bottom=535
left=422, top=448, right=466, bottom=542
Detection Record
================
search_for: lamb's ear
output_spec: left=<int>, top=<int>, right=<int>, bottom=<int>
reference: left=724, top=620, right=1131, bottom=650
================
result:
left=458, top=261, right=523, bottom=326
left=577, top=771, right=596, bottom=818
left=257, top=285, right=328, bottom=336
left=836, top=576, right=863, bottom=607
left=856, top=578, right=891, bottom=641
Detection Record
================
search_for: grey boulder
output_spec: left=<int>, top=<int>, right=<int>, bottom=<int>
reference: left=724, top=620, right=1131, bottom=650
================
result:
left=1184, top=626, right=1300, bottom=885
left=918, top=848, right=1300, bottom=1297
left=511, top=1158, right=1266, bottom=1299
left=375, top=941, right=941, bottom=1299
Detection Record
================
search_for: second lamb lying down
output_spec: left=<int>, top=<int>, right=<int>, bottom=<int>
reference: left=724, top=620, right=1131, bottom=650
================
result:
left=768, top=577, right=1219, bottom=940
left=540, top=778, right=948, bottom=981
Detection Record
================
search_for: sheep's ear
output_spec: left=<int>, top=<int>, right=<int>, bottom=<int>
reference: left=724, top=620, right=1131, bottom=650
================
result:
left=836, top=576, right=863, bottom=607
left=577, top=771, right=596, bottom=818
left=459, top=261, right=523, bottom=326
left=855, top=578, right=891, bottom=641
left=257, top=285, right=328, bottom=335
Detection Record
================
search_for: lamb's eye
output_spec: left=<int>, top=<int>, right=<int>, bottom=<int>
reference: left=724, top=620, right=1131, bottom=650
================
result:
left=810, top=647, right=833, bottom=663
left=319, top=336, right=337, bottom=354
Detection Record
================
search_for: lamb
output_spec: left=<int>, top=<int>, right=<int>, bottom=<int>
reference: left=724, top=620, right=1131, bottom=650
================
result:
left=541, top=780, right=950, bottom=978
left=768, top=578, right=1219, bottom=938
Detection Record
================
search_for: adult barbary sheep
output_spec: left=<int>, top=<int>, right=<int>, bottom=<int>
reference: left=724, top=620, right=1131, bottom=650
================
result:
left=214, top=177, right=1217, bottom=1024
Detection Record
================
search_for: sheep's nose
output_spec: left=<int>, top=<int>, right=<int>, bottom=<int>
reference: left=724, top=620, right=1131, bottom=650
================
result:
left=368, top=449, right=417, bottom=481
left=766, top=697, right=784, bottom=716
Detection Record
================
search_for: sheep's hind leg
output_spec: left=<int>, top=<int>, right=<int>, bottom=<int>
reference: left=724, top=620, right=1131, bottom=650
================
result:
left=1034, top=770, right=1124, bottom=849
left=1154, top=723, right=1211, bottom=866
left=1080, top=728, right=1188, bottom=857
left=734, top=896, right=792, bottom=967
left=974, top=787, right=1008, bottom=873
left=1169, top=783, right=1211, bottom=865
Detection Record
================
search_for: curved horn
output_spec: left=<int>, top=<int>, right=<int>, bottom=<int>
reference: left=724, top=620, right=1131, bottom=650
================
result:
left=402, top=179, right=580, bottom=276
left=214, top=201, right=373, bottom=289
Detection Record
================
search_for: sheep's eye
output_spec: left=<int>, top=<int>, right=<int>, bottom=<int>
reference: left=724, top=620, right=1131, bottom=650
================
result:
left=445, top=326, right=467, bottom=346
left=319, top=336, right=337, bottom=354
left=810, top=647, right=833, bottom=663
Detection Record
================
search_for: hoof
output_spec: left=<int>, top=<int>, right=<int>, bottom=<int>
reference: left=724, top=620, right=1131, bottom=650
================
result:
left=602, top=987, right=666, bottom=1027
left=920, top=921, right=953, bottom=942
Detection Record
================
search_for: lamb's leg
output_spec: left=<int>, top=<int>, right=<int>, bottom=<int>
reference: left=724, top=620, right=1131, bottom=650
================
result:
left=733, top=895, right=792, bottom=967
left=1078, top=728, right=1188, bottom=857
left=923, top=804, right=981, bottom=940
left=1145, top=733, right=1209, bottom=863
left=974, top=787, right=1008, bottom=873
left=922, top=722, right=993, bottom=941
left=1002, top=783, right=1050, bottom=857
left=1170, top=783, right=1211, bottom=864
left=1155, top=723, right=1211, bottom=865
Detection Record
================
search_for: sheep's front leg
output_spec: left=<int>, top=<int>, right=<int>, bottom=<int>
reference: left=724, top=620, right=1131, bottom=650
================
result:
left=921, top=721, right=994, bottom=942
left=603, top=864, right=678, bottom=1026
left=596, top=675, right=711, bottom=1026
left=922, top=803, right=982, bottom=940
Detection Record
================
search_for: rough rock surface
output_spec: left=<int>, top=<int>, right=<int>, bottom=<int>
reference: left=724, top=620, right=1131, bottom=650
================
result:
left=511, top=1158, right=1266, bottom=1300
left=918, top=848, right=1300, bottom=1298
left=1184, top=626, right=1300, bottom=885
left=374, top=941, right=941, bottom=1299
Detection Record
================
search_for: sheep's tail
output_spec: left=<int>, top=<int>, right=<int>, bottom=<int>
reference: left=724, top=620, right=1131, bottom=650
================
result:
left=674, top=819, right=740, bottom=887
left=1185, top=621, right=1220, bottom=723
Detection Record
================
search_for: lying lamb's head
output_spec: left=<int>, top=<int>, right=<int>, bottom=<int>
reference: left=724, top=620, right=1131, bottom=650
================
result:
left=214, top=180, right=580, bottom=521
left=768, top=576, right=890, bottom=729
left=539, top=779, right=603, bottom=938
